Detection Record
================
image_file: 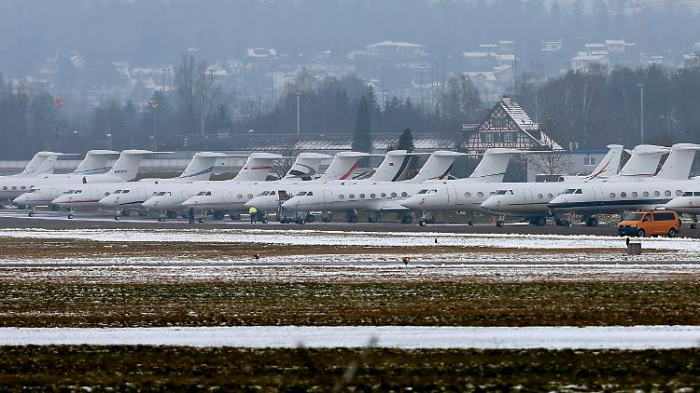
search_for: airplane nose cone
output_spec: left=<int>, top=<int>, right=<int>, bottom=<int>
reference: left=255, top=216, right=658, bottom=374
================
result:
left=142, top=199, right=157, bottom=210
left=181, top=198, right=196, bottom=207
left=281, top=199, right=297, bottom=210
left=244, top=199, right=255, bottom=208
left=400, top=197, right=420, bottom=209
left=12, top=195, right=26, bottom=205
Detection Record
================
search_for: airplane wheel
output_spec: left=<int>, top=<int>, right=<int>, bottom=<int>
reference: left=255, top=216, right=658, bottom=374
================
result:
left=467, top=220, right=474, bottom=226
left=496, top=221, right=505, bottom=227
left=368, top=216, right=377, bottom=223
left=305, top=214, right=315, bottom=223
left=261, top=217, right=268, bottom=224
left=213, top=212, right=225, bottom=220
left=692, top=223, right=698, bottom=230
left=114, top=216, right=121, bottom=221
left=418, top=219, right=427, bottom=227
left=158, top=217, right=165, bottom=222
left=295, top=217, right=305, bottom=225
left=28, top=212, right=34, bottom=217
left=586, top=217, right=598, bottom=227
left=68, top=214, right=74, bottom=220
left=198, top=218, right=204, bottom=223
left=230, top=214, right=241, bottom=221
left=50, top=204, right=61, bottom=211
left=122, top=209, right=131, bottom=217
left=348, top=215, right=358, bottom=223
left=535, top=216, right=546, bottom=226
left=401, top=215, right=413, bottom=224
left=322, top=215, right=332, bottom=223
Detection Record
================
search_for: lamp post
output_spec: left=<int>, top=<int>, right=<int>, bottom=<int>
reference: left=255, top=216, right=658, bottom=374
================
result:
left=296, top=92, right=303, bottom=136
left=248, top=129, right=254, bottom=151
left=638, top=83, right=645, bottom=145
left=106, top=133, right=112, bottom=151
left=73, top=130, right=78, bottom=154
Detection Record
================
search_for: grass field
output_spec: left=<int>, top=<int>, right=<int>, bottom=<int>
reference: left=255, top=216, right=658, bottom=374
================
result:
left=2, top=281, right=700, bottom=327
left=0, top=346, right=698, bottom=391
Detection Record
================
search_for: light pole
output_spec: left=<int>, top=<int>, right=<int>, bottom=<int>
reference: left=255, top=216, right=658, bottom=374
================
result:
left=296, top=92, right=303, bottom=136
left=72, top=130, right=78, bottom=153
left=638, top=83, right=645, bottom=145
left=248, top=129, right=254, bottom=151
left=106, top=134, right=112, bottom=151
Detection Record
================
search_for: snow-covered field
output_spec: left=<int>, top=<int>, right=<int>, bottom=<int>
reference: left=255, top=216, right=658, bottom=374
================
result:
left=1, top=326, right=699, bottom=350
left=2, top=227, right=700, bottom=252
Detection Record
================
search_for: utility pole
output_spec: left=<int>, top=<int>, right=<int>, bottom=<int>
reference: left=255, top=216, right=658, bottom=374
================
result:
left=638, top=83, right=645, bottom=144
left=296, top=92, right=303, bottom=136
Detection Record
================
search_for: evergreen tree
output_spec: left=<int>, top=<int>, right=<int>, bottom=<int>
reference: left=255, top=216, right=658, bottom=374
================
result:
left=397, top=128, right=415, bottom=152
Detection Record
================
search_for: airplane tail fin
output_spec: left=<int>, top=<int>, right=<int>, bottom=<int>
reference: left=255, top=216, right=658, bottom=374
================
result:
left=177, top=152, right=229, bottom=181
left=232, top=153, right=283, bottom=182
left=321, top=152, right=369, bottom=181
left=73, top=150, right=120, bottom=175
left=18, top=151, right=63, bottom=176
left=105, top=150, right=154, bottom=181
left=368, top=150, right=415, bottom=182
left=412, top=151, right=466, bottom=182
left=617, top=144, right=671, bottom=178
left=655, top=143, right=700, bottom=180
left=582, top=144, right=624, bottom=180
left=467, top=148, right=519, bottom=182
left=283, top=153, right=332, bottom=181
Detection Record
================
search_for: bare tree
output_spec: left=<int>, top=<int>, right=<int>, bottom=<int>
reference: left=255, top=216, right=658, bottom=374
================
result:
left=528, top=153, right=573, bottom=177
left=269, top=146, right=300, bottom=180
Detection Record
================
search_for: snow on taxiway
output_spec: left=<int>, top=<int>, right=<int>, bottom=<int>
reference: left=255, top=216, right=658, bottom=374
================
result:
left=2, top=227, right=700, bottom=252
left=1, top=326, right=699, bottom=350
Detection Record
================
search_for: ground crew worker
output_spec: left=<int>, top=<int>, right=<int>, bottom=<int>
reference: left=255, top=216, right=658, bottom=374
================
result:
left=249, top=205, right=258, bottom=223
left=188, top=207, right=195, bottom=224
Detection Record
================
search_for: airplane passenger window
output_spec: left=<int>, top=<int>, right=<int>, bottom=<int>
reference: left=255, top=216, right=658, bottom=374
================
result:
left=477, top=192, right=484, bottom=198
left=610, top=193, right=616, bottom=198
left=2, top=186, right=6, bottom=190
left=465, top=192, right=472, bottom=198
left=654, top=191, right=660, bottom=197
left=349, top=194, right=355, bottom=199
left=538, top=194, right=543, bottom=199
left=676, top=190, right=682, bottom=196
left=11, top=186, right=16, bottom=190
left=621, top=192, right=627, bottom=198
left=391, top=192, right=397, bottom=198
left=360, top=194, right=365, bottom=199
left=632, top=192, right=638, bottom=197
left=665, top=190, right=672, bottom=197
left=370, top=193, right=376, bottom=198
left=548, top=194, right=553, bottom=198
left=237, top=194, right=243, bottom=199
left=339, top=195, right=344, bottom=199
left=643, top=191, right=649, bottom=197
left=381, top=193, right=387, bottom=198
left=20, top=186, right=25, bottom=190
left=401, top=192, right=408, bottom=197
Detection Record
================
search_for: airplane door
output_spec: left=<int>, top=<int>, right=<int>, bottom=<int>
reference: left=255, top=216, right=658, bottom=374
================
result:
left=447, top=186, right=457, bottom=204
left=323, top=190, right=333, bottom=207
left=593, top=187, right=604, bottom=207
left=523, top=189, right=533, bottom=203
left=278, top=190, right=291, bottom=202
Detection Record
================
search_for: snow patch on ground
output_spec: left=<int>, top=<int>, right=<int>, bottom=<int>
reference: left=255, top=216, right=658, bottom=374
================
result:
left=1, top=326, right=699, bottom=349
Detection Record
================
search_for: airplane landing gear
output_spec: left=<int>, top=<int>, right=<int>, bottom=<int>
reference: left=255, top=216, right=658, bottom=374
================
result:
left=305, top=213, right=316, bottom=223
left=67, top=209, right=75, bottom=220
left=400, top=214, right=413, bottom=224
left=368, top=212, right=381, bottom=223
left=347, top=211, right=359, bottom=223
left=555, top=217, right=570, bottom=227
left=529, top=216, right=547, bottom=226
left=28, top=207, right=35, bottom=217
left=322, top=213, right=332, bottom=223
left=691, top=214, right=698, bottom=229
left=585, top=216, right=598, bottom=227
left=114, top=216, right=121, bottom=221
left=495, top=213, right=506, bottom=227
left=50, top=204, right=61, bottom=211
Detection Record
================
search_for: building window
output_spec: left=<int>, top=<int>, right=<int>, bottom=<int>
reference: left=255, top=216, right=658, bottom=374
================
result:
left=503, top=133, right=516, bottom=143
left=481, top=133, right=496, bottom=143
left=492, top=118, right=508, bottom=128
left=584, top=157, right=597, bottom=166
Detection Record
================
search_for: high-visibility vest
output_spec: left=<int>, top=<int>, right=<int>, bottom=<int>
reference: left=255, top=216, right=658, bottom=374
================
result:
left=249, top=207, right=258, bottom=214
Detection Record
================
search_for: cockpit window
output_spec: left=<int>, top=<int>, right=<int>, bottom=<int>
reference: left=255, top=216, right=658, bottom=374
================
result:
left=261, top=191, right=269, bottom=196
left=683, top=191, right=693, bottom=197
left=563, top=188, right=576, bottom=194
left=75, top=190, right=83, bottom=194
left=114, top=190, right=122, bottom=194
left=575, top=189, right=583, bottom=195
left=28, top=189, right=40, bottom=193
left=297, top=191, right=308, bottom=196
left=427, top=189, right=438, bottom=195
left=196, top=191, right=207, bottom=196
left=121, top=190, right=130, bottom=194
left=417, top=189, right=429, bottom=195
left=205, top=191, right=212, bottom=196
left=306, top=192, right=314, bottom=196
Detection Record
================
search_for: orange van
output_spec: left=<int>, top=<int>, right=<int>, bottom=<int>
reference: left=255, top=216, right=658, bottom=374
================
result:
left=618, top=210, right=681, bottom=237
